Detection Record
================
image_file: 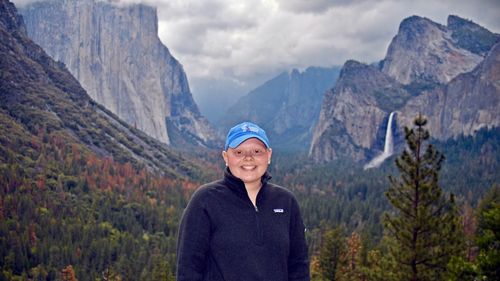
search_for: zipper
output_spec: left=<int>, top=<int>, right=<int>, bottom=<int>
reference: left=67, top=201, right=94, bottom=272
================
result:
left=254, top=207, right=264, bottom=245
left=245, top=184, right=264, bottom=245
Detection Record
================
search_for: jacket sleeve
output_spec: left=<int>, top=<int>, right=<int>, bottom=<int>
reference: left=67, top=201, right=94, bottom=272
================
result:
left=176, top=189, right=211, bottom=281
left=288, top=196, right=311, bottom=281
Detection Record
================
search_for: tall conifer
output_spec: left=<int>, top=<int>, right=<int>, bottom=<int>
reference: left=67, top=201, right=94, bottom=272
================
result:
left=475, top=185, right=500, bottom=280
left=318, top=227, right=345, bottom=280
left=384, top=115, right=463, bottom=281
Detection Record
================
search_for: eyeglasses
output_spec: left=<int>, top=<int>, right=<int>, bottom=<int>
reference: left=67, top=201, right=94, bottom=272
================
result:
left=228, top=148, right=269, bottom=158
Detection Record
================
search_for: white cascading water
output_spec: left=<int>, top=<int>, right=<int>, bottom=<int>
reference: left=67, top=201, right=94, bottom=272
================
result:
left=364, top=112, right=395, bottom=170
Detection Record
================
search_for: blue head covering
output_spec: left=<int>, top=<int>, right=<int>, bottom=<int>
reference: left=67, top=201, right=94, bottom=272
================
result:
left=224, top=122, right=270, bottom=151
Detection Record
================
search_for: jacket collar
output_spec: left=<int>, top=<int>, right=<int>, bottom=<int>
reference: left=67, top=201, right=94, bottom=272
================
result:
left=223, top=167, right=272, bottom=199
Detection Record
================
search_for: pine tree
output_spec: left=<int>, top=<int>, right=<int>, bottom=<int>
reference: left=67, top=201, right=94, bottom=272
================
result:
left=475, top=185, right=500, bottom=280
left=384, top=115, right=463, bottom=281
left=318, top=226, right=345, bottom=281
left=362, top=243, right=399, bottom=281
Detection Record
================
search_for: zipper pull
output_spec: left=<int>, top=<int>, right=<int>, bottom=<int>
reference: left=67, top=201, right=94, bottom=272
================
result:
left=255, top=205, right=259, bottom=212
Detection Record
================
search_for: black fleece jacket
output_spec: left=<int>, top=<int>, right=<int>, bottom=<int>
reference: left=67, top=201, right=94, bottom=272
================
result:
left=176, top=168, right=310, bottom=281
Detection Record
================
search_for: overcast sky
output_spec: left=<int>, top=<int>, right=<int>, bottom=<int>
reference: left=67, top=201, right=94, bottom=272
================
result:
left=12, top=0, right=500, bottom=121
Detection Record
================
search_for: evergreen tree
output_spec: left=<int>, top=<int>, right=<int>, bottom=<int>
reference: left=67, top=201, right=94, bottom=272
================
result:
left=384, top=115, right=463, bottom=281
left=475, top=185, right=500, bottom=280
left=362, top=239, right=399, bottom=281
left=318, top=227, right=345, bottom=280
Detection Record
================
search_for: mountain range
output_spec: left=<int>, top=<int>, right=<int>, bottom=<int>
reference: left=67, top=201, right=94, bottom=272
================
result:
left=19, top=0, right=219, bottom=148
left=310, top=15, right=500, bottom=163
left=219, top=15, right=499, bottom=159
left=6, top=0, right=499, bottom=164
left=0, top=0, right=211, bottom=179
left=221, top=66, right=341, bottom=151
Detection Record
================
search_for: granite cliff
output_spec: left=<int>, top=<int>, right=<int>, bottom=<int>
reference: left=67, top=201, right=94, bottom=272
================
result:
left=311, top=15, right=499, bottom=162
left=19, top=0, right=218, bottom=147
left=0, top=0, right=208, bottom=177
left=310, top=61, right=411, bottom=161
left=398, top=42, right=500, bottom=140
left=380, top=15, right=486, bottom=86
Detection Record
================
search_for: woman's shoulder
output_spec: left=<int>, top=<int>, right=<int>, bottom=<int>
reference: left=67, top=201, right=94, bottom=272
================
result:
left=265, top=182, right=297, bottom=200
left=192, top=178, right=222, bottom=192
left=188, top=179, right=227, bottom=202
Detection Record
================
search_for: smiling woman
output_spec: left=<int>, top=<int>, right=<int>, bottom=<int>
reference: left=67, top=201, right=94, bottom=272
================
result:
left=176, top=121, right=310, bottom=281
left=222, top=124, right=272, bottom=205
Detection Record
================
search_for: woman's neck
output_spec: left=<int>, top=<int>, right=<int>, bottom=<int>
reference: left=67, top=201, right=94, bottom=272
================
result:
left=245, top=182, right=262, bottom=207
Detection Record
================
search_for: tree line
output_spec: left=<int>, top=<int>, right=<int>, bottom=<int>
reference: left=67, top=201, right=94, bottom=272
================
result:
left=0, top=124, right=199, bottom=280
left=305, top=117, right=499, bottom=281
left=1, top=115, right=498, bottom=280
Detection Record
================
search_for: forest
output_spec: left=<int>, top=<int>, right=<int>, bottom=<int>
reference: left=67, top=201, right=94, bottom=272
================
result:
left=1, top=0, right=498, bottom=278
left=1, top=105, right=499, bottom=280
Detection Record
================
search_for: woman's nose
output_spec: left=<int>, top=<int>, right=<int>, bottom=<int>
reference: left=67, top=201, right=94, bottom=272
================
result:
left=243, top=154, right=254, bottom=160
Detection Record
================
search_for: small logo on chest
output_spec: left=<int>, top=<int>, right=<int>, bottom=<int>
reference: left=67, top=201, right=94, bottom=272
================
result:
left=273, top=208, right=284, bottom=213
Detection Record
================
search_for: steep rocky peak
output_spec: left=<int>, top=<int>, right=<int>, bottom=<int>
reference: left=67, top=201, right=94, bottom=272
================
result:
left=341, top=59, right=365, bottom=70
left=447, top=14, right=500, bottom=56
left=397, top=15, right=447, bottom=41
left=338, top=60, right=371, bottom=81
left=337, top=60, right=394, bottom=91
left=447, top=15, right=488, bottom=33
left=381, top=14, right=483, bottom=85
left=1, top=0, right=211, bottom=176
left=20, top=0, right=218, bottom=148
left=311, top=13, right=498, bottom=164
left=448, top=15, right=476, bottom=29
left=0, top=0, right=26, bottom=34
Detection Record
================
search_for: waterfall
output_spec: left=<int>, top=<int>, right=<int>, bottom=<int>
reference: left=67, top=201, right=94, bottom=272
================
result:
left=364, top=112, right=395, bottom=170
left=382, top=112, right=395, bottom=155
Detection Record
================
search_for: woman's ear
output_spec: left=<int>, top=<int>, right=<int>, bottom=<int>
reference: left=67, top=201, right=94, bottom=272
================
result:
left=267, top=148, right=272, bottom=164
left=222, top=150, right=228, bottom=166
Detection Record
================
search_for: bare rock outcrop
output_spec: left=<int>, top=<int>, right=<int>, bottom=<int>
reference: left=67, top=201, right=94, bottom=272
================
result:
left=20, top=0, right=218, bottom=147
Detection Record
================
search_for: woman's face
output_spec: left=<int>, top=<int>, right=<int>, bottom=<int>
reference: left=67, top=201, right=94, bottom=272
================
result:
left=222, top=138, right=272, bottom=187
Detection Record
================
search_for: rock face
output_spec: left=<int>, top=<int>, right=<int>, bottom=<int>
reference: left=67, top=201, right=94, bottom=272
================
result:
left=381, top=16, right=484, bottom=85
left=222, top=66, right=340, bottom=151
left=398, top=42, right=500, bottom=139
left=20, top=0, right=218, bottom=147
left=309, top=60, right=412, bottom=161
left=0, top=0, right=208, bottom=178
left=310, top=15, right=500, bottom=163
left=447, top=15, right=500, bottom=57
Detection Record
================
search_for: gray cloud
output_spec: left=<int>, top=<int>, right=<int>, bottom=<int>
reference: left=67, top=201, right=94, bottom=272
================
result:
left=12, top=0, right=500, bottom=121
left=10, top=0, right=38, bottom=6
left=276, top=0, right=370, bottom=14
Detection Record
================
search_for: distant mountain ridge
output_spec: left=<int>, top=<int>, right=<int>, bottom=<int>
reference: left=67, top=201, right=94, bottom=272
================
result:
left=221, top=66, right=341, bottom=151
left=380, top=15, right=485, bottom=86
left=310, top=15, right=500, bottom=162
left=19, top=0, right=219, bottom=148
left=0, top=0, right=210, bottom=178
